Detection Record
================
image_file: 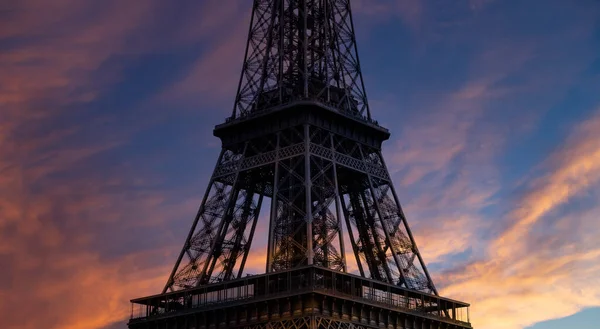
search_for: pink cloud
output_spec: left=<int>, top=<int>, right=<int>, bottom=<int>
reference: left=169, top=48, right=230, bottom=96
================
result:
left=0, top=1, right=236, bottom=328
left=158, top=16, right=249, bottom=108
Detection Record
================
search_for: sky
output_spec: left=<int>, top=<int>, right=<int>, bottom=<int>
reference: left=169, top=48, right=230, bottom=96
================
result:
left=1, top=0, right=599, bottom=328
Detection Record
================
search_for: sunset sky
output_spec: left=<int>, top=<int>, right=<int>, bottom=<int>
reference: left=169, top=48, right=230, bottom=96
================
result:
left=1, top=0, right=600, bottom=328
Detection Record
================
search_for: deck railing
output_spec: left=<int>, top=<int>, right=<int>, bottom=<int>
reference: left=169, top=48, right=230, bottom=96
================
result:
left=130, top=266, right=470, bottom=324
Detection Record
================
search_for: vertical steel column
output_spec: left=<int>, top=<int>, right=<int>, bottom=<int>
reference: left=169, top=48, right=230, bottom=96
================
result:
left=200, top=143, right=249, bottom=283
left=301, top=0, right=309, bottom=98
left=305, top=124, right=314, bottom=265
left=358, top=189, right=393, bottom=282
left=358, top=145, right=406, bottom=284
left=231, top=0, right=257, bottom=119
left=162, top=149, right=226, bottom=293
left=338, top=191, right=365, bottom=277
left=346, top=0, right=371, bottom=119
left=378, top=150, right=438, bottom=295
left=267, top=133, right=281, bottom=272
left=236, top=192, right=265, bottom=278
left=330, top=133, right=347, bottom=271
left=323, top=0, right=331, bottom=103
left=203, top=187, right=242, bottom=280
left=257, top=0, right=280, bottom=98
left=278, top=0, right=285, bottom=102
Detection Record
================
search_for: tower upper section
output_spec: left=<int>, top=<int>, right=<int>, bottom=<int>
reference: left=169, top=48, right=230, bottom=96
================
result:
left=231, top=0, right=372, bottom=123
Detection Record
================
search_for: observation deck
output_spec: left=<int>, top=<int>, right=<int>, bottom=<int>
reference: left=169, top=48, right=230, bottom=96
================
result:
left=129, top=266, right=471, bottom=329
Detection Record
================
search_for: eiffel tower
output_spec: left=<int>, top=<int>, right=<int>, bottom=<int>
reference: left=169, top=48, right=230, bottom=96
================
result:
left=129, top=1, right=472, bottom=328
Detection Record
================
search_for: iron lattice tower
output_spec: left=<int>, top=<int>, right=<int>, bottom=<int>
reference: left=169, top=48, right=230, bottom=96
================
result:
left=129, top=1, right=472, bottom=329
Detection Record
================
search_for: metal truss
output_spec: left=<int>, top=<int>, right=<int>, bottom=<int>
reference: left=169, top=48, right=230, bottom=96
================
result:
left=337, top=155, right=435, bottom=293
left=161, top=0, right=436, bottom=297
left=268, top=125, right=346, bottom=273
left=241, top=317, right=373, bottom=329
left=232, top=0, right=371, bottom=121
left=164, top=145, right=267, bottom=290
left=212, top=143, right=389, bottom=181
left=128, top=3, right=474, bottom=329
left=164, top=125, right=437, bottom=295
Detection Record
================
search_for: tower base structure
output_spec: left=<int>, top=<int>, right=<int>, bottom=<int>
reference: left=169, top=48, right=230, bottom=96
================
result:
left=129, top=266, right=471, bottom=329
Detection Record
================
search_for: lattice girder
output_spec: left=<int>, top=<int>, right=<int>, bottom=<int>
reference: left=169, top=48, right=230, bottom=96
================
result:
left=130, top=2, right=475, bottom=328
left=233, top=0, right=371, bottom=121
left=164, top=120, right=437, bottom=295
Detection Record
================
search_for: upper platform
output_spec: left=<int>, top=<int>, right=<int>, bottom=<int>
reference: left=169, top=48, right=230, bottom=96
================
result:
left=215, top=99, right=391, bottom=150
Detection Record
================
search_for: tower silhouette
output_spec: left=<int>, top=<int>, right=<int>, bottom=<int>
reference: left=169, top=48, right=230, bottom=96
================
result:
left=129, top=1, right=472, bottom=328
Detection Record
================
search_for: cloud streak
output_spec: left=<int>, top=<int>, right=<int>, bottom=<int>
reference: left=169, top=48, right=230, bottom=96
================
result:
left=437, top=109, right=600, bottom=329
left=1, top=1, right=599, bottom=329
left=0, top=1, right=248, bottom=328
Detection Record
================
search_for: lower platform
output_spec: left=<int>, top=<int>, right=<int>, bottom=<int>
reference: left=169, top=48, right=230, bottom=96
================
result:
left=129, top=266, right=471, bottom=329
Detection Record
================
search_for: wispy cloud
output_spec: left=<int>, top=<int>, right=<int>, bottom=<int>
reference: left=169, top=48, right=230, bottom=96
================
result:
left=1, top=1, right=599, bottom=329
left=0, top=1, right=239, bottom=328
left=439, top=108, right=600, bottom=328
left=495, top=113, right=600, bottom=257
left=377, top=39, right=537, bottom=274
left=158, top=10, right=249, bottom=108
left=372, top=3, right=600, bottom=326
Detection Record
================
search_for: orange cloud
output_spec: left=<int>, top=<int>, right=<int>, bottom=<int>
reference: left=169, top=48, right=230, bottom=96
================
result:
left=376, top=30, right=600, bottom=326
left=379, top=43, right=536, bottom=275
left=438, top=109, right=600, bottom=329
left=0, top=151, right=200, bottom=328
left=0, top=1, right=248, bottom=328
left=2, top=2, right=598, bottom=329
left=495, top=113, right=600, bottom=257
